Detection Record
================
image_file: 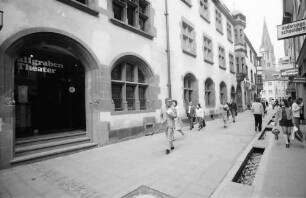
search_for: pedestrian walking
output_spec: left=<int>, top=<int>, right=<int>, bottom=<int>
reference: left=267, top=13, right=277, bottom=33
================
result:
left=160, top=98, right=170, bottom=137
left=261, top=99, right=267, bottom=115
left=292, top=97, right=304, bottom=133
left=165, top=99, right=177, bottom=154
left=251, top=98, right=265, bottom=132
left=228, top=99, right=237, bottom=123
left=172, top=100, right=184, bottom=137
left=186, top=101, right=196, bottom=130
left=196, top=103, right=205, bottom=131
left=220, top=100, right=229, bottom=128
left=275, top=99, right=294, bottom=148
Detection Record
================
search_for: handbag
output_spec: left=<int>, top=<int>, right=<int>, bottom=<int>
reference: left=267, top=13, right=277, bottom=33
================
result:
left=272, top=127, right=280, bottom=140
left=295, top=130, right=303, bottom=142
left=300, top=112, right=305, bottom=120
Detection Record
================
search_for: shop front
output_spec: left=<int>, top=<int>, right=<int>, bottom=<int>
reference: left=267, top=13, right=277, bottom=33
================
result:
left=0, top=29, right=101, bottom=168
left=15, top=47, right=86, bottom=138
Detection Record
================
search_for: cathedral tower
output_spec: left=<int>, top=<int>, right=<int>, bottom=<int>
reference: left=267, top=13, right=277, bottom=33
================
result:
left=259, top=18, right=276, bottom=71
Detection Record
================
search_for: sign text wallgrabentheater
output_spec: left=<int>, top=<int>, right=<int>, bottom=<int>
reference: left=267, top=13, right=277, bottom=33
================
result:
left=277, top=19, right=306, bottom=40
left=280, top=68, right=299, bottom=77
left=16, top=56, right=64, bottom=74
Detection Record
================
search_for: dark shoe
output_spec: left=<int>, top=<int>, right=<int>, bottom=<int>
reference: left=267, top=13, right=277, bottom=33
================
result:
left=286, top=144, right=289, bottom=148
left=171, top=147, right=174, bottom=150
left=166, top=149, right=170, bottom=154
left=233, top=120, right=235, bottom=123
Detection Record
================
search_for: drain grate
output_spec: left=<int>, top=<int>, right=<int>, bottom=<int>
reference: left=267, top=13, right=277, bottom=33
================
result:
left=121, top=185, right=175, bottom=198
left=233, top=147, right=265, bottom=186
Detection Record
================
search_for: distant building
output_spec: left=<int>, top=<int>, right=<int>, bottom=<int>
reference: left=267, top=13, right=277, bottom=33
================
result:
left=262, top=78, right=289, bottom=103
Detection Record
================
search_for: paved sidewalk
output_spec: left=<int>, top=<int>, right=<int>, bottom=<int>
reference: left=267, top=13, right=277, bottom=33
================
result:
left=255, top=127, right=306, bottom=198
left=0, top=110, right=267, bottom=198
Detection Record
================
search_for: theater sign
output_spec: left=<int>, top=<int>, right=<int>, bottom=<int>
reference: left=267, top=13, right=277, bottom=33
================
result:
left=277, top=19, right=306, bottom=40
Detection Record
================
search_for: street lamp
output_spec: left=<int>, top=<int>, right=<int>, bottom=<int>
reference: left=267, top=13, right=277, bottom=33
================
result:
left=0, top=11, right=3, bottom=31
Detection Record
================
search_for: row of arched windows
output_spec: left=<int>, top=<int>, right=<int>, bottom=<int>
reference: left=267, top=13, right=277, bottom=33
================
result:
left=111, top=55, right=236, bottom=112
left=183, top=75, right=235, bottom=107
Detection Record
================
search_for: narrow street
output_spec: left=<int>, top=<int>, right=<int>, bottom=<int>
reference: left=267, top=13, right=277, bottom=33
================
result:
left=0, top=110, right=271, bottom=198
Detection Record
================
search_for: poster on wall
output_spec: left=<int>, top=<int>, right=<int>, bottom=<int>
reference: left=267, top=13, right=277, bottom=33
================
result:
left=18, top=86, right=28, bottom=103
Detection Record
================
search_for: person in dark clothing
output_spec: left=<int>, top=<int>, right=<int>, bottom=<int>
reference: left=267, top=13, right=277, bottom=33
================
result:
left=261, top=99, right=267, bottom=115
left=228, top=99, right=237, bottom=122
left=186, top=101, right=196, bottom=130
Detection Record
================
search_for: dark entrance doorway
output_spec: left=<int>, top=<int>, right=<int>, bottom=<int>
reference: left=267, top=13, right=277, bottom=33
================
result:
left=14, top=45, right=86, bottom=138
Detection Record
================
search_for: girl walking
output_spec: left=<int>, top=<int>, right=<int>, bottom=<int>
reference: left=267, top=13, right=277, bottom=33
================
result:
left=275, top=99, right=294, bottom=148
left=172, top=100, right=184, bottom=137
left=220, top=100, right=229, bottom=128
left=196, top=103, right=204, bottom=131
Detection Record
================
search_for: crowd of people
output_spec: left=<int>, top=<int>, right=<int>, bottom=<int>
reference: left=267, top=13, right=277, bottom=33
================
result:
left=160, top=96, right=304, bottom=154
left=160, top=98, right=238, bottom=154
left=251, top=97, right=304, bottom=148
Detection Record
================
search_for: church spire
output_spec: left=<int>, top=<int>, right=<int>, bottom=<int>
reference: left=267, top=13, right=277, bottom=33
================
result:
left=259, top=18, right=276, bottom=71
left=260, top=18, right=273, bottom=51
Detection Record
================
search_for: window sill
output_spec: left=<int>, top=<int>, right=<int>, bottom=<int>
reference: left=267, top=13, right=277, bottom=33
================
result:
left=204, top=59, right=214, bottom=65
left=56, top=0, right=99, bottom=16
left=111, top=108, right=155, bottom=115
left=216, top=28, right=224, bottom=35
left=228, top=38, right=233, bottom=44
left=182, top=49, right=197, bottom=58
left=200, top=13, right=210, bottom=24
left=110, top=18, right=154, bottom=40
left=219, top=66, right=226, bottom=70
left=230, top=70, right=236, bottom=74
left=181, top=0, right=192, bottom=7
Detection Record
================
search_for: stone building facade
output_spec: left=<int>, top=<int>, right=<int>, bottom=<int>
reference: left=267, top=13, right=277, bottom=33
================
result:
left=0, top=0, right=257, bottom=168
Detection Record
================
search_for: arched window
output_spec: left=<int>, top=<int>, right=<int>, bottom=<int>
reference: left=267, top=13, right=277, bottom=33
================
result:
left=231, top=86, right=236, bottom=101
left=111, top=60, right=148, bottom=111
left=205, top=78, right=215, bottom=107
left=220, top=82, right=227, bottom=102
left=183, top=73, right=197, bottom=103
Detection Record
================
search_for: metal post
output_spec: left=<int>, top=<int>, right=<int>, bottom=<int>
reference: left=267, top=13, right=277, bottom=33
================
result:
left=165, top=0, right=171, bottom=98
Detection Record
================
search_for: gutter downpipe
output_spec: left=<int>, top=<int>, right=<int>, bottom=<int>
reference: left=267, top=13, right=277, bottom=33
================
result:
left=165, top=0, right=172, bottom=98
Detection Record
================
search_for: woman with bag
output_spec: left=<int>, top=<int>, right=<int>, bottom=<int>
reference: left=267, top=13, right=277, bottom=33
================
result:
left=196, top=103, right=204, bottom=131
left=172, top=100, right=184, bottom=137
left=292, top=98, right=304, bottom=133
left=275, top=99, right=294, bottom=148
left=220, top=100, right=229, bottom=128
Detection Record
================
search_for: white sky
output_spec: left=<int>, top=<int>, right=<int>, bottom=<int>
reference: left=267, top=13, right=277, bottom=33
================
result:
left=222, top=0, right=284, bottom=61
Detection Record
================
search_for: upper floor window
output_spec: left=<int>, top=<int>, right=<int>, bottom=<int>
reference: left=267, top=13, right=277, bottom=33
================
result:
left=111, top=61, right=148, bottom=111
left=229, top=53, right=235, bottom=73
left=56, top=0, right=99, bottom=16
left=218, top=46, right=226, bottom=70
left=200, top=0, right=210, bottom=22
left=245, top=43, right=248, bottom=57
left=112, top=0, right=153, bottom=38
left=251, top=70, right=253, bottom=83
left=250, top=49, right=253, bottom=62
left=268, top=82, right=272, bottom=86
left=246, top=65, right=249, bottom=79
left=236, top=57, right=239, bottom=73
left=227, top=22, right=233, bottom=43
left=215, top=9, right=223, bottom=34
left=181, top=20, right=196, bottom=57
left=203, top=35, right=213, bottom=64
left=234, top=29, right=238, bottom=43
